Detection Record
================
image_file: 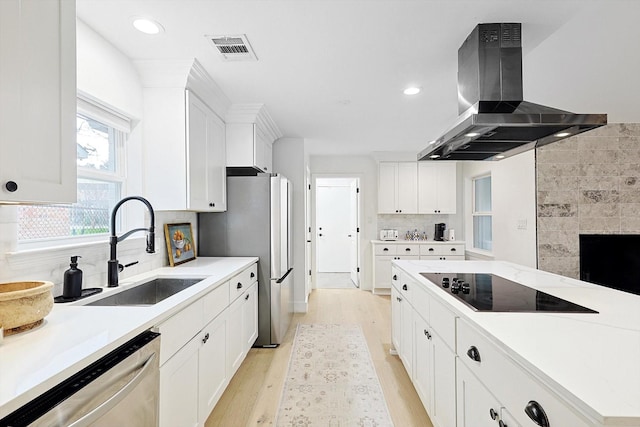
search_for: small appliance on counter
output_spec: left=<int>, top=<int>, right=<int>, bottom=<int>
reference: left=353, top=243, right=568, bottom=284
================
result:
left=446, top=229, right=456, bottom=241
left=379, top=229, right=398, bottom=241
left=434, top=223, right=446, bottom=241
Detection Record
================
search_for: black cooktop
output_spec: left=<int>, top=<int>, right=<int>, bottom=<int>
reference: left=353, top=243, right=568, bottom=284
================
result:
left=420, top=272, right=598, bottom=313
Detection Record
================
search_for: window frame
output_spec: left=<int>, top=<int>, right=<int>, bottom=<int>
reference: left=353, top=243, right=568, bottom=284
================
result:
left=471, top=174, right=492, bottom=252
left=17, top=95, right=130, bottom=250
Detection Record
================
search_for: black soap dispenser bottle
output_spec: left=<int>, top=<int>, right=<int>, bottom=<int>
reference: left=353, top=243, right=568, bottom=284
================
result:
left=63, top=256, right=83, bottom=299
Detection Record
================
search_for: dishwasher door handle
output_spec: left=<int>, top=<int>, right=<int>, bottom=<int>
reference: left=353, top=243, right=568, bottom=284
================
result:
left=68, top=352, right=157, bottom=427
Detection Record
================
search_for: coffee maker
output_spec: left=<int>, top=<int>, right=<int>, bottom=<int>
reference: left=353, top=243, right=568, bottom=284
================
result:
left=434, top=223, right=446, bottom=241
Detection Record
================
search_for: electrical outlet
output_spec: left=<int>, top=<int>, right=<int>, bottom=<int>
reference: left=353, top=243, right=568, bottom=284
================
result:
left=517, top=219, right=527, bottom=230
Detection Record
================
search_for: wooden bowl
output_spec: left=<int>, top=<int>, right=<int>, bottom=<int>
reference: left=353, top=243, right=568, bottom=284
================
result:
left=0, top=281, right=54, bottom=335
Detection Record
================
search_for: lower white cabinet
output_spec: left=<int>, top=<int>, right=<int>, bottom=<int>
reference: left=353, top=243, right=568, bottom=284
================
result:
left=158, top=262, right=258, bottom=427
left=456, top=361, right=504, bottom=427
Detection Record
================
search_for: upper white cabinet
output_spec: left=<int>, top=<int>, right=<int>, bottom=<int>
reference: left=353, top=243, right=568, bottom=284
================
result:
left=418, top=162, right=457, bottom=214
left=137, top=60, right=229, bottom=211
left=226, top=104, right=282, bottom=174
left=378, top=162, right=418, bottom=214
left=0, top=0, right=76, bottom=203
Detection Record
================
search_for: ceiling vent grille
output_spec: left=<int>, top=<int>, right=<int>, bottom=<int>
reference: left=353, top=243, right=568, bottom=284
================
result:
left=207, top=34, right=257, bottom=61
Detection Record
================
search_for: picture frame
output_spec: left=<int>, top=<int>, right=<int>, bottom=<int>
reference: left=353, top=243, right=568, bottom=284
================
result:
left=164, top=223, right=196, bottom=266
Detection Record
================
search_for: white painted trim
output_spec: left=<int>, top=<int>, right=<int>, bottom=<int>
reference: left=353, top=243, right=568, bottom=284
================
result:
left=293, top=300, right=308, bottom=313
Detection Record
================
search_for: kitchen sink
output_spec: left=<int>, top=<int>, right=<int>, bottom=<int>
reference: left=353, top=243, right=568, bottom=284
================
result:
left=86, top=278, right=205, bottom=306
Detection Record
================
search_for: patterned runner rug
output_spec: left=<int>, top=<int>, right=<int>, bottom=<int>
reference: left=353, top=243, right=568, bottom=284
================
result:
left=276, top=324, right=394, bottom=426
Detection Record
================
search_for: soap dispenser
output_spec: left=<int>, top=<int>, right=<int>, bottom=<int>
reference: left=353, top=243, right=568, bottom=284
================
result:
left=63, top=256, right=83, bottom=299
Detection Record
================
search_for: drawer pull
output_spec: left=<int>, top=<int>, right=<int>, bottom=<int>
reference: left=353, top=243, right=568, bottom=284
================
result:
left=250, top=272, right=255, bottom=278
left=245, top=294, right=250, bottom=301
left=423, top=329, right=432, bottom=340
left=405, top=248, right=411, bottom=252
left=498, top=421, right=507, bottom=427
left=428, top=248, right=434, bottom=252
left=524, top=401, right=549, bottom=427
left=451, top=248, right=456, bottom=252
left=383, top=247, right=389, bottom=251
left=392, top=274, right=397, bottom=281
left=237, top=282, right=243, bottom=290
left=466, top=346, right=481, bottom=362
left=402, top=284, right=408, bottom=291
left=490, top=408, right=498, bottom=420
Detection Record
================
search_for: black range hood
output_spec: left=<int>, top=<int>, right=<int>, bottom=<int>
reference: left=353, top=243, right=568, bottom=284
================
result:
left=418, top=23, right=607, bottom=161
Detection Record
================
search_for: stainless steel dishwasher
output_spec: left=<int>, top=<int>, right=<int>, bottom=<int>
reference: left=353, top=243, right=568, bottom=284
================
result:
left=0, top=330, right=160, bottom=427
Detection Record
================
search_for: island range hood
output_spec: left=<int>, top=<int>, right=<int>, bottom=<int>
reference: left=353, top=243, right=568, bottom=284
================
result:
left=418, top=23, right=607, bottom=161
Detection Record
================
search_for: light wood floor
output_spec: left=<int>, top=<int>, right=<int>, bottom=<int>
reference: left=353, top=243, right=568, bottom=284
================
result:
left=205, top=289, right=433, bottom=427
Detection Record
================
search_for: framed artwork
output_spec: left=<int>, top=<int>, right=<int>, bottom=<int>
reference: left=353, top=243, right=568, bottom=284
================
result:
left=164, top=223, right=196, bottom=266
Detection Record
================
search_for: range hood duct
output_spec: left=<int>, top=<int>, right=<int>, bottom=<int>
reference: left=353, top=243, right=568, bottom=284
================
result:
left=418, top=23, right=607, bottom=161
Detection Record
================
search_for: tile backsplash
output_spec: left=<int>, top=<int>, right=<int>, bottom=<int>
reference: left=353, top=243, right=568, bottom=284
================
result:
left=0, top=208, right=197, bottom=297
left=378, top=214, right=452, bottom=240
left=536, top=123, right=640, bottom=278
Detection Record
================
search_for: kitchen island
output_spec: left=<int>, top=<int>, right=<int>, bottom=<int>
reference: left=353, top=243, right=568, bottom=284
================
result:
left=0, top=256, right=257, bottom=420
left=392, top=259, right=640, bottom=427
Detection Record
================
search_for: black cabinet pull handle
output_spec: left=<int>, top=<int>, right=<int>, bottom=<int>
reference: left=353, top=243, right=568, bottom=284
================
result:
left=428, top=248, right=434, bottom=252
left=392, top=275, right=397, bottom=281
left=237, top=282, right=243, bottom=289
left=209, top=202, right=215, bottom=207
left=5, top=181, right=18, bottom=192
left=202, top=332, right=210, bottom=343
left=499, top=421, right=507, bottom=427
left=490, top=408, right=498, bottom=420
left=451, top=248, right=456, bottom=252
left=402, top=284, right=408, bottom=291
left=250, top=272, right=255, bottom=278
left=423, top=329, right=432, bottom=340
left=405, top=248, right=411, bottom=252
left=245, top=294, right=250, bottom=300
left=383, top=247, right=389, bottom=251
left=397, top=297, right=402, bottom=302
left=524, top=401, right=549, bottom=427
left=467, top=346, right=481, bottom=362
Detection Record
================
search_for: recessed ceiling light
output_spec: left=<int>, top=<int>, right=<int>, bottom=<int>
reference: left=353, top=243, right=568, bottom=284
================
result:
left=465, top=132, right=480, bottom=137
left=403, top=87, right=421, bottom=96
left=132, top=18, right=164, bottom=35
left=554, top=132, right=571, bottom=137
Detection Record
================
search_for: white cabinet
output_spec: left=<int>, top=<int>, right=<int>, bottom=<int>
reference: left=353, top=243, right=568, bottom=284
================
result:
left=160, top=334, right=200, bottom=427
left=0, top=0, right=76, bottom=203
left=419, top=243, right=465, bottom=261
left=456, top=361, right=503, bottom=427
left=378, top=162, right=418, bottom=214
left=198, top=312, right=229, bottom=423
left=391, top=286, right=402, bottom=353
left=225, top=104, right=281, bottom=173
left=142, top=74, right=226, bottom=211
left=418, top=162, right=457, bottom=214
left=227, top=267, right=258, bottom=377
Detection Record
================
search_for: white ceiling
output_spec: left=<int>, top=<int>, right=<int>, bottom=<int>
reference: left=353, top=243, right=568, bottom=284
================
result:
left=76, top=0, right=638, bottom=157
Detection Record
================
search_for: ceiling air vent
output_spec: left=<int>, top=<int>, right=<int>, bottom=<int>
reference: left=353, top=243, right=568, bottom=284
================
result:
left=207, top=34, right=257, bottom=61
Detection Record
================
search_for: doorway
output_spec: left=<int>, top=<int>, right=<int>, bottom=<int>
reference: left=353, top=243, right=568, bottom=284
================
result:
left=315, top=177, right=360, bottom=289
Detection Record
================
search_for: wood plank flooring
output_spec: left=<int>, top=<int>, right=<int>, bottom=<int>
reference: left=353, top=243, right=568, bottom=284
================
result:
left=205, top=289, right=433, bottom=427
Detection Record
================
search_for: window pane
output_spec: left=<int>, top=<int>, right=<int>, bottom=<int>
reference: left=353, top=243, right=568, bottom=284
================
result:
left=473, top=215, right=492, bottom=251
left=77, top=114, right=116, bottom=172
left=474, top=175, right=492, bottom=212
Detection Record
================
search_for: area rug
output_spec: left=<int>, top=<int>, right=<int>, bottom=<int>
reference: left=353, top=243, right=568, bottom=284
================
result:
left=276, top=324, right=394, bottom=426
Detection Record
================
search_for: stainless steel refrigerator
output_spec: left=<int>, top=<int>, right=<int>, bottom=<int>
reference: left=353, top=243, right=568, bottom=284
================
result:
left=198, top=173, right=293, bottom=347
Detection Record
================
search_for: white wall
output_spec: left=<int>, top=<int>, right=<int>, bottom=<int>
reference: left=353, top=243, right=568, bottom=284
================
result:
left=462, top=151, right=537, bottom=267
left=0, top=20, right=195, bottom=296
left=309, top=155, right=378, bottom=290
left=273, top=138, right=309, bottom=312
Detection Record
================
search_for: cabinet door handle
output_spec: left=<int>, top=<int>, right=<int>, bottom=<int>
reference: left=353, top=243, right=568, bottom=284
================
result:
left=250, top=272, right=255, bottom=278
left=202, top=332, right=210, bottom=344
left=467, top=346, right=481, bottom=362
left=524, top=401, right=549, bottom=427
left=397, top=297, right=402, bottom=302
left=209, top=202, right=215, bottom=207
left=392, top=274, right=397, bottom=281
left=498, top=420, right=507, bottom=427
left=402, top=284, right=408, bottom=291
left=5, top=181, right=18, bottom=192
left=424, top=329, right=431, bottom=340
left=489, top=408, right=498, bottom=420
left=245, top=294, right=250, bottom=301
left=237, top=282, right=243, bottom=289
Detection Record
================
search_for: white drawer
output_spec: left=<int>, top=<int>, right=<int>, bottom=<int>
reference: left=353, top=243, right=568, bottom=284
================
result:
left=398, top=271, right=414, bottom=302
left=396, top=243, right=420, bottom=256
left=429, top=297, right=456, bottom=351
left=391, top=265, right=401, bottom=289
left=456, top=318, right=592, bottom=427
left=412, top=283, right=430, bottom=320
left=202, top=280, right=229, bottom=325
left=230, top=263, right=258, bottom=302
left=375, top=244, right=398, bottom=255
left=420, top=244, right=464, bottom=256
left=156, top=299, right=204, bottom=366
left=420, top=255, right=465, bottom=261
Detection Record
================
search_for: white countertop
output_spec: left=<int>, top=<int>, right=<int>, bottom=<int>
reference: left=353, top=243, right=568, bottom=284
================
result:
left=394, top=259, right=640, bottom=425
left=0, top=257, right=257, bottom=418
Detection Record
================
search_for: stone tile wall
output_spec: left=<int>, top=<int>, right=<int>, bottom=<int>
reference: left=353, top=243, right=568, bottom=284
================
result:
left=536, top=123, right=640, bottom=278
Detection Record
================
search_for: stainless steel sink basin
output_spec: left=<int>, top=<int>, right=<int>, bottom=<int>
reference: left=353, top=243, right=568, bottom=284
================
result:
left=87, top=278, right=205, bottom=306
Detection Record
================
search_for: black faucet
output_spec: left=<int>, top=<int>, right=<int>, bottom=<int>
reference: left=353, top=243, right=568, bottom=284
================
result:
left=108, top=196, right=155, bottom=287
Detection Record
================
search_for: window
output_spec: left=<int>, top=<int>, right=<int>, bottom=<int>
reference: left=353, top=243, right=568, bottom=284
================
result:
left=472, top=175, right=492, bottom=251
left=18, top=98, right=128, bottom=244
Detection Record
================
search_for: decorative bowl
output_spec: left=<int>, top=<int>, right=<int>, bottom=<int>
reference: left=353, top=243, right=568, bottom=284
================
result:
left=0, top=281, right=54, bottom=335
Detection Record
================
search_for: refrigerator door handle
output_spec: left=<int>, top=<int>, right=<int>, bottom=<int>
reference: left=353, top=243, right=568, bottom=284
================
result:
left=273, top=268, right=293, bottom=284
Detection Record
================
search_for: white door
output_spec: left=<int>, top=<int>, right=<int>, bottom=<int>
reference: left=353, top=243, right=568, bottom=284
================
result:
left=349, top=179, right=360, bottom=287
left=317, top=184, right=351, bottom=272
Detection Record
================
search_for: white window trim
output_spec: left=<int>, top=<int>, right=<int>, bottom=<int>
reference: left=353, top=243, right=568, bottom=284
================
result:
left=471, top=174, right=492, bottom=253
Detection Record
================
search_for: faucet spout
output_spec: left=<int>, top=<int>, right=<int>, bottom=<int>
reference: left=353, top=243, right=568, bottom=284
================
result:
left=108, top=196, right=156, bottom=287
